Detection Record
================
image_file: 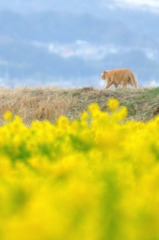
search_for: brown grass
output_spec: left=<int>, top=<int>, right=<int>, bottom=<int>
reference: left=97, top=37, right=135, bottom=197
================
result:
left=0, top=86, right=159, bottom=125
left=0, top=87, right=77, bottom=125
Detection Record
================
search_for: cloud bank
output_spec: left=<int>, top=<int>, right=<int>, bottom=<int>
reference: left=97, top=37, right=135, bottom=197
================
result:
left=104, top=0, right=159, bottom=13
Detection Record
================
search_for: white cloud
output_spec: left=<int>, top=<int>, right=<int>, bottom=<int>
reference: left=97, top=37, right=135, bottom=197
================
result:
left=99, top=80, right=105, bottom=87
left=115, top=0, right=159, bottom=6
left=145, top=49, right=156, bottom=61
left=105, top=0, right=159, bottom=13
left=32, top=40, right=159, bottom=63
left=45, top=41, right=119, bottom=60
left=147, top=80, right=159, bottom=87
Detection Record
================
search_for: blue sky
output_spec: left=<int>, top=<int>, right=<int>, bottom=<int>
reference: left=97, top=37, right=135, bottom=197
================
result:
left=1, top=0, right=159, bottom=14
left=0, top=0, right=159, bottom=87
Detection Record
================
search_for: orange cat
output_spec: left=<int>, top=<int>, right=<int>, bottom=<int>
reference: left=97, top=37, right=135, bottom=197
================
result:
left=101, top=68, right=138, bottom=89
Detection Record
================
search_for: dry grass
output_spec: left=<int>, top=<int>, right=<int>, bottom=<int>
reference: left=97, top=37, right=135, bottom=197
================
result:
left=0, top=87, right=77, bottom=125
left=0, top=86, right=159, bottom=125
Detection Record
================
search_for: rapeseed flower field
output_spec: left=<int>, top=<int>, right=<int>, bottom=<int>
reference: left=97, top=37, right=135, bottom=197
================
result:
left=0, top=99, right=159, bottom=240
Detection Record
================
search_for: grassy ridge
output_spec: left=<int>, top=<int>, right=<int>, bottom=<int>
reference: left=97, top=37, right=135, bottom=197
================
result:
left=0, top=87, right=159, bottom=125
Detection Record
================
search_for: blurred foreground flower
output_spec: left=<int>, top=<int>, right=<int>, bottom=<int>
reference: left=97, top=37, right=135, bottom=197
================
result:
left=0, top=99, right=158, bottom=240
left=3, top=111, right=12, bottom=121
left=107, top=98, right=119, bottom=111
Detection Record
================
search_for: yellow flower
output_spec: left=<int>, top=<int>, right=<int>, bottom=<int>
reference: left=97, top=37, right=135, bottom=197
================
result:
left=80, top=111, right=88, bottom=121
left=107, top=98, right=119, bottom=111
left=117, top=106, right=128, bottom=121
left=3, top=111, right=12, bottom=121
left=57, top=116, right=69, bottom=128
left=88, top=103, right=100, bottom=113
left=1, top=98, right=159, bottom=240
left=112, top=106, right=128, bottom=122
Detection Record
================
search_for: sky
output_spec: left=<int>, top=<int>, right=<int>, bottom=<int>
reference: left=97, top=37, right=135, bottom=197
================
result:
left=110, top=0, right=159, bottom=12
left=1, top=0, right=159, bottom=14
left=115, top=0, right=159, bottom=6
left=0, top=0, right=159, bottom=87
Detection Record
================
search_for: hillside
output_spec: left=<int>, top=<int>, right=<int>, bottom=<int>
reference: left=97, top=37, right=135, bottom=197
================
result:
left=0, top=87, right=159, bottom=125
